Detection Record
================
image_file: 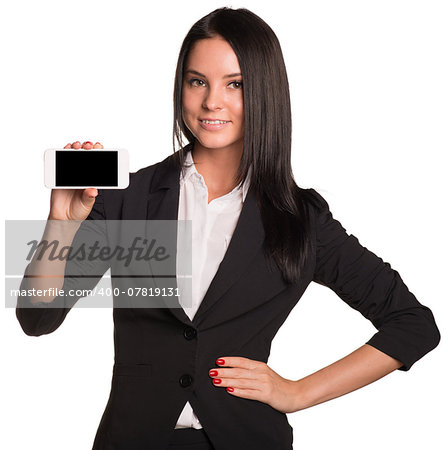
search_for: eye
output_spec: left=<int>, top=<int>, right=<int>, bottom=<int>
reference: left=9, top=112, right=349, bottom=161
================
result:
left=188, top=78, right=206, bottom=87
left=229, top=81, right=243, bottom=89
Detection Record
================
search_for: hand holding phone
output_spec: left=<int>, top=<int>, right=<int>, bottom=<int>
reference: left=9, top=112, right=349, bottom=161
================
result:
left=46, top=141, right=125, bottom=221
left=28, top=142, right=108, bottom=305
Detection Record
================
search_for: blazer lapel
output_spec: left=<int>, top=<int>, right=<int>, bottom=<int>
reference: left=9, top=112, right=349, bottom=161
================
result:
left=145, top=151, right=265, bottom=326
left=192, top=187, right=264, bottom=327
left=145, top=153, right=191, bottom=324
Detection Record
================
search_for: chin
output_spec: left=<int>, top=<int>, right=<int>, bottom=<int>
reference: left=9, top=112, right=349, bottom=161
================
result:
left=195, top=135, right=237, bottom=150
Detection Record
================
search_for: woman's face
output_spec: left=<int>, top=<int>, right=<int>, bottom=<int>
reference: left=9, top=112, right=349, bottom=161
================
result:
left=182, top=36, right=244, bottom=155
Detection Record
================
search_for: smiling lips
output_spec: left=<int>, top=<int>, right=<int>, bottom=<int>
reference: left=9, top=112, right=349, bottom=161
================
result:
left=199, top=119, right=230, bottom=130
left=200, top=119, right=229, bottom=124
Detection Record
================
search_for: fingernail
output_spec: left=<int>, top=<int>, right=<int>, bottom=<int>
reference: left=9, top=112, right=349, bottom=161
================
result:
left=93, top=142, right=102, bottom=149
left=209, top=370, right=218, bottom=377
left=226, top=387, right=234, bottom=392
left=213, top=378, right=222, bottom=384
left=216, top=359, right=225, bottom=365
left=72, top=141, right=81, bottom=149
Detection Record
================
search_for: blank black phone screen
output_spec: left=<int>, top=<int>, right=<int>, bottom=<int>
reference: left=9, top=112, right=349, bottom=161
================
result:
left=55, top=151, right=118, bottom=187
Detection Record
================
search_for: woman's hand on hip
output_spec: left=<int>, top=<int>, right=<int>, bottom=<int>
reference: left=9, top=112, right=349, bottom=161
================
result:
left=209, top=356, right=300, bottom=413
left=48, top=140, right=103, bottom=221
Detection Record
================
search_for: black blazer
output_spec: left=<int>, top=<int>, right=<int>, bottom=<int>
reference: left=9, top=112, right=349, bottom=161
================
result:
left=16, top=151, right=441, bottom=450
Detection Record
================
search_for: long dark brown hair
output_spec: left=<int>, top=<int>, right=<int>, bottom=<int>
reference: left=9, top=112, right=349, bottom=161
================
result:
left=172, top=7, right=321, bottom=284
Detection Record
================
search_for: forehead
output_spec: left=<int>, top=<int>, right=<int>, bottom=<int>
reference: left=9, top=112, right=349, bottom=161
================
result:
left=185, top=37, right=241, bottom=76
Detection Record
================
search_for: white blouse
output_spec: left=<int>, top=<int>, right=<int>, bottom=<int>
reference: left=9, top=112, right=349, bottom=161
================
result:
left=174, top=150, right=251, bottom=429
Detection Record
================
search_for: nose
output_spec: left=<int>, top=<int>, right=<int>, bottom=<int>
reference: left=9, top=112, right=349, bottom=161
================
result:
left=202, top=85, right=223, bottom=111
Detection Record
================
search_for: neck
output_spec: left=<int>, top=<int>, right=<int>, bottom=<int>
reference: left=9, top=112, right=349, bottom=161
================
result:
left=191, top=141, right=243, bottom=195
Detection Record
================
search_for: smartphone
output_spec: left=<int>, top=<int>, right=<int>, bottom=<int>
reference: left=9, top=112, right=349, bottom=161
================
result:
left=44, top=148, right=129, bottom=189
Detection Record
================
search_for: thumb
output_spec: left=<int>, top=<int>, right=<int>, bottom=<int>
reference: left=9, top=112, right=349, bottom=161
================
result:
left=84, top=188, right=98, bottom=199
left=81, top=188, right=98, bottom=210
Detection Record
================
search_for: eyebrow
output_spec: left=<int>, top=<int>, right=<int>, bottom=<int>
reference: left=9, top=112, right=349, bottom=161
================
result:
left=185, top=69, right=242, bottom=79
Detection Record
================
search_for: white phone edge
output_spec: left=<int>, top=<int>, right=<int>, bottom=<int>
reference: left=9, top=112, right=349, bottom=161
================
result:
left=44, top=148, right=129, bottom=189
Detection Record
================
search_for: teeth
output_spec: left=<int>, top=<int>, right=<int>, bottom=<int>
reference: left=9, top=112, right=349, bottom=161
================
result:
left=201, top=120, right=228, bottom=124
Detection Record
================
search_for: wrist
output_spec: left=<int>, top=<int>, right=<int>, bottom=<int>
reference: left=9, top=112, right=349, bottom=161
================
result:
left=48, top=211, right=72, bottom=221
left=290, top=379, right=308, bottom=412
left=43, top=217, right=82, bottom=244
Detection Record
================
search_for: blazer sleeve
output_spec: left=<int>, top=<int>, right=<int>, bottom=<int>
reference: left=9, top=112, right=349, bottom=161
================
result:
left=16, top=191, right=110, bottom=336
left=310, top=189, right=440, bottom=371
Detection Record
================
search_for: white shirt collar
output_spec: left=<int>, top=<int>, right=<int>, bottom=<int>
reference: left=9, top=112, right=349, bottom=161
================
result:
left=181, top=150, right=252, bottom=202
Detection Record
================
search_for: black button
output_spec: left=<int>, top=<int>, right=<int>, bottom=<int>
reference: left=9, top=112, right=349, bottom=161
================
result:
left=183, top=327, right=197, bottom=340
left=179, top=374, right=193, bottom=387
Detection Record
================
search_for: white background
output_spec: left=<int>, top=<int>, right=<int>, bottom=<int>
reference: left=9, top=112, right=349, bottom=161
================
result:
left=1, top=1, right=446, bottom=449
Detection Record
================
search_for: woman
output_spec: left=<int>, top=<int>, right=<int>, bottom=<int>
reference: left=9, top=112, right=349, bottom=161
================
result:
left=17, top=7, right=440, bottom=450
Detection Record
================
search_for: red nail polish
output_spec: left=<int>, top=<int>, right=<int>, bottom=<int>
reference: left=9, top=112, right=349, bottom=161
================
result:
left=216, top=359, right=225, bottom=365
left=226, top=387, right=234, bottom=393
left=213, top=378, right=222, bottom=384
left=209, top=370, right=218, bottom=377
